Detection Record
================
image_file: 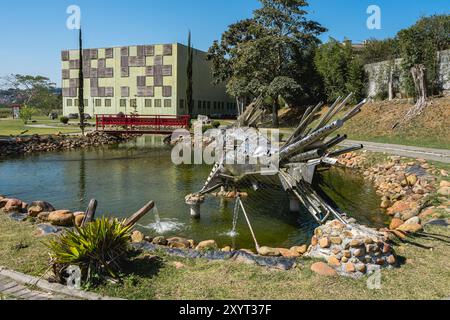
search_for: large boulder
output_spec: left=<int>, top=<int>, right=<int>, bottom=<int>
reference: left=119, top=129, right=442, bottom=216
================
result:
left=47, top=210, right=74, bottom=226
left=27, top=201, right=55, bottom=217
left=257, top=246, right=281, bottom=256
left=3, top=199, right=23, bottom=213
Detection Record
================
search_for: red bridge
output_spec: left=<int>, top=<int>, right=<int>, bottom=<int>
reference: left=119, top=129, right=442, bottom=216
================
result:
left=96, top=114, right=190, bottom=135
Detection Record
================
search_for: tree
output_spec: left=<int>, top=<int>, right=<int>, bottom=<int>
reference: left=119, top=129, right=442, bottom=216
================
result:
left=0, top=74, right=61, bottom=114
left=18, top=105, right=37, bottom=124
left=186, top=30, right=194, bottom=117
left=208, top=0, right=326, bottom=126
left=78, top=27, right=86, bottom=136
left=397, top=14, right=450, bottom=119
left=314, top=39, right=366, bottom=103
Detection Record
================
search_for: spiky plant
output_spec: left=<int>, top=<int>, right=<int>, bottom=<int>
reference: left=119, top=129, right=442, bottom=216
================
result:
left=47, top=218, right=132, bottom=284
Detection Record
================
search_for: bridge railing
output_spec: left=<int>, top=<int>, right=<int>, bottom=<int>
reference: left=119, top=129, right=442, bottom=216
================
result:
left=95, top=114, right=190, bottom=133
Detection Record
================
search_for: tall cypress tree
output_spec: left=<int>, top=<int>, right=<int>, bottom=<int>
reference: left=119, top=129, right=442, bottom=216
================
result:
left=78, top=27, right=85, bottom=135
left=186, top=30, right=194, bottom=117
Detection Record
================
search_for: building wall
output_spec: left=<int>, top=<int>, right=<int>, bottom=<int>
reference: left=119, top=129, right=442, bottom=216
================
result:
left=62, top=43, right=236, bottom=118
left=176, top=44, right=236, bottom=117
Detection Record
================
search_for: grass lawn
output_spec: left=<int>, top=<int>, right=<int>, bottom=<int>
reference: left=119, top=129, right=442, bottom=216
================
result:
left=0, top=117, right=95, bottom=137
left=1, top=211, right=449, bottom=300
left=278, top=97, right=450, bottom=150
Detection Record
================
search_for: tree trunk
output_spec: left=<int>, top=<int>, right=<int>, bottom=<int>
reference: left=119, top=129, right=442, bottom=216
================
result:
left=388, top=68, right=394, bottom=101
left=404, top=64, right=427, bottom=121
left=272, top=99, right=279, bottom=128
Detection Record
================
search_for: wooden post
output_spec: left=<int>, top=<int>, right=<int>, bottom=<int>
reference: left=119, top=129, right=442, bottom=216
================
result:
left=82, top=199, right=98, bottom=226
left=123, top=201, right=155, bottom=228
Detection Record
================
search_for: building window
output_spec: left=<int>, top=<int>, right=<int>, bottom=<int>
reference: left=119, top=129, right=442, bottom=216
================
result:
left=213, top=101, right=217, bottom=110
left=67, top=99, right=73, bottom=107
left=74, top=99, right=79, bottom=107
left=198, top=100, right=202, bottom=111
left=145, top=99, right=152, bottom=108
left=155, top=99, right=162, bottom=108
left=130, top=99, right=137, bottom=108
left=105, top=99, right=112, bottom=107
left=179, top=99, right=185, bottom=109
left=120, top=99, right=127, bottom=107
left=95, top=99, right=102, bottom=107
left=164, top=99, right=172, bottom=108
left=203, top=101, right=207, bottom=110
left=207, top=101, right=211, bottom=110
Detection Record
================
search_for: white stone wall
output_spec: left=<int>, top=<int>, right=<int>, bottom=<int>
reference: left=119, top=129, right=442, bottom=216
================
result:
left=365, top=49, right=450, bottom=98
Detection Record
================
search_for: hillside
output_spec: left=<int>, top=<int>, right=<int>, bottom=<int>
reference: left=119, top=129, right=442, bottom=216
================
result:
left=280, top=97, right=450, bottom=149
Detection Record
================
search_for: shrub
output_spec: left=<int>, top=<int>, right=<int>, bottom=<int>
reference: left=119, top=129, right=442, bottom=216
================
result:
left=18, top=105, right=37, bottom=124
left=202, top=125, right=213, bottom=133
left=60, top=116, right=69, bottom=124
left=47, top=218, right=132, bottom=285
left=211, top=121, right=221, bottom=128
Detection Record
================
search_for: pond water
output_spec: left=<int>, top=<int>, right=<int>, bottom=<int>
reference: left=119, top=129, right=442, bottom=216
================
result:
left=0, top=135, right=387, bottom=249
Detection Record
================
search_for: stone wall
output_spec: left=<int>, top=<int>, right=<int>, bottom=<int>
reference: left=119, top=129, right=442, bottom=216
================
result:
left=365, top=49, right=450, bottom=98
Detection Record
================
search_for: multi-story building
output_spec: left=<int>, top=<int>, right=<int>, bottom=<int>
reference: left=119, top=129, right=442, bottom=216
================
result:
left=61, top=43, right=236, bottom=117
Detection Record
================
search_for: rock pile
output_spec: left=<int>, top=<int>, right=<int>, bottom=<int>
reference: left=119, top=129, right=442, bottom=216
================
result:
left=338, top=153, right=449, bottom=240
left=307, top=220, right=396, bottom=277
left=0, top=132, right=130, bottom=157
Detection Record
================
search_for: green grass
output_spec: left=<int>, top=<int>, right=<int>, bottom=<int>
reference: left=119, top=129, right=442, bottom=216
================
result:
left=1, top=213, right=449, bottom=300
left=0, top=117, right=95, bottom=137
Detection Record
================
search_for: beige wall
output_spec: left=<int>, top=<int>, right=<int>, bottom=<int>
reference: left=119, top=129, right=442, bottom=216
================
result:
left=62, top=43, right=236, bottom=118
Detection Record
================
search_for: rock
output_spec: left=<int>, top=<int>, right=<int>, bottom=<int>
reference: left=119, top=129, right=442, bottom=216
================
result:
left=406, top=174, right=418, bottom=186
left=167, top=237, right=190, bottom=249
left=74, top=214, right=85, bottom=227
left=344, top=263, right=356, bottom=273
left=404, top=216, right=420, bottom=225
left=195, top=240, right=218, bottom=251
left=131, top=230, right=145, bottom=243
left=437, top=187, right=450, bottom=196
left=342, top=250, right=351, bottom=258
left=73, top=211, right=85, bottom=217
left=187, top=239, right=196, bottom=248
left=291, top=245, right=308, bottom=255
left=37, top=211, right=50, bottom=222
left=328, top=256, right=341, bottom=267
left=319, top=237, right=331, bottom=248
left=4, top=199, right=23, bottom=213
left=439, top=180, right=450, bottom=188
left=221, top=246, right=232, bottom=252
left=257, top=246, right=280, bottom=256
left=353, top=248, right=365, bottom=257
left=152, top=236, right=168, bottom=246
left=386, top=255, right=396, bottom=265
left=173, top=262, right=185, bottom=269
left=380, top=199, right=391, bottom=209
left=48, top=210, right=74, bottom=226
left=389, top=218, right=404, bottom=230
left=419, top=208, right=435, bottom=219
left=330, top=236, right=342, bottom=245
left=356, top=263, right=367, bottom=273
left=0, top=198, right=9, bottom=209
left=441, top=170, right=448, bottom=177
left=27, top=201, right=55, bottom=217
left=310, top=262, right=337, bottom=276
left=278, top=248, right=299, bottom=258
left=375, top=258, right=385, bottom=266
left=34, top=224, right=61, bottom=237
left=311, top=236, right=318, bottom=246
left=382, top=244, right=391, bottom=254
left=397, top=223, right=423, bottom=234
left=349, top=239, right=362, bottom=248
left=387, top=200, right=416, bottom=216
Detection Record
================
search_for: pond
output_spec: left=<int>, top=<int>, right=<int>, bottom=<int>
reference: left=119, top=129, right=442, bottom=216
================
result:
left=0, top=135, right=387, bottom=249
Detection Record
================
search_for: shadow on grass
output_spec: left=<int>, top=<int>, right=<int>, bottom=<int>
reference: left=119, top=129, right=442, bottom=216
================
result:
left=122, top=250, right=164, bottom=279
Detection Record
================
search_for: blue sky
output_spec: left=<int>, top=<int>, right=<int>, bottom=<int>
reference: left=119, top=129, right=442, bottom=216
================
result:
left=0, top=0, right=447, bottom=86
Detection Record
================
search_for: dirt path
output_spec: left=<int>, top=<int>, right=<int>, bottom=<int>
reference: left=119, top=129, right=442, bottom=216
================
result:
left=341, top=140, right=450, bottom=163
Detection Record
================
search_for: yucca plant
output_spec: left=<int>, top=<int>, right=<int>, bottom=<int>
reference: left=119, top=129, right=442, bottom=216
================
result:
left=47, top=218, right=132, bottom=284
